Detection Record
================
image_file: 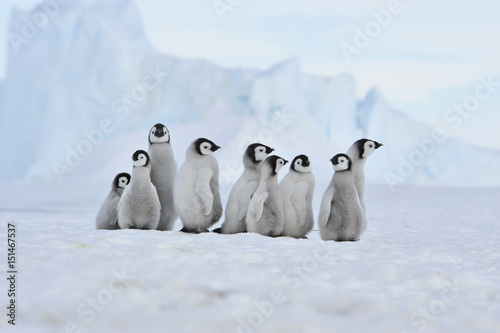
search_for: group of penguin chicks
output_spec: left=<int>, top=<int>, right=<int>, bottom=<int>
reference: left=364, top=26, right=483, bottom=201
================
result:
left=96, top=123, right=383, bottom=241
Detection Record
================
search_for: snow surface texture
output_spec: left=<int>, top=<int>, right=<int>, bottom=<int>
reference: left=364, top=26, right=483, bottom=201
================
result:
left=1, top=0, right=499, bottom=186
left=1, top=184, right=499, bottom=333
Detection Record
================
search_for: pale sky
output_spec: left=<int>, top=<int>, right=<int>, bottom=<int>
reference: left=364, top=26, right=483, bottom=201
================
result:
left=1, top=0, right=499, bottom=128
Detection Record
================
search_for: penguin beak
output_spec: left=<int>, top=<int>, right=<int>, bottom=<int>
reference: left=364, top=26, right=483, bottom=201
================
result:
left=375, top=142, right=383, bottom=149
left=329, top=157, right=335, bottom=164
left=303, top=160, right=310, bottom=167
left=284, top=160, right=289, bottom=165
left=267, top=147, right=275, bottom=154
left=211, top=145, right=221, bottom=152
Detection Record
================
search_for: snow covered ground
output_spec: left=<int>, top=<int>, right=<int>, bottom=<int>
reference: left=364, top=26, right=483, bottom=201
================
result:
left=1, top=182, right=499, bottom=333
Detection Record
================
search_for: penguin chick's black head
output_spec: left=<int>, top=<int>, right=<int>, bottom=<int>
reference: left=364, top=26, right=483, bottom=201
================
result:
left=266, top=155, right=289, bottom=175
left=132, top=150, right=150, bottom=167
left=355, top=139, right=383, bottom=158
left=246, top=143, right=274, bottom=163
left=149, top=123, right=170, bottom=144
left=330, top=153, right=351, bottom=171
left=113, top=172, right=131, bottom=189
left=291, top=154, right=310, bottom=171
left=194, top=138, right=221, bottom=155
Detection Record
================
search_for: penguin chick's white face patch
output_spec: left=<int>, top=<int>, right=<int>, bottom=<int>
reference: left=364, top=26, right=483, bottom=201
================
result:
left=275, top=158, right=287, bottom=173
left=200, top=142, right=214, bottom=155
left=292, top=155, right=311, bottom=173
left=254, top=146, right=270, bottom=162
left=362, top=141, right=377, bottom=158
left=333, top=156, right=350, bottom=172
left=133, top=153, right=148, bottom=167
left=295, top=162, right=311, bottom=173
left=118, top=176, right=129, bottom=188
left=149, top=125, right=170, bottom=144
left=194, top=138, right=220, bottom=156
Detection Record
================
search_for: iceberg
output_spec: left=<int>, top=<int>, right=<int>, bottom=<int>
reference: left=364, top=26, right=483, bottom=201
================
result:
left=1, top=0, right=499, bottom=187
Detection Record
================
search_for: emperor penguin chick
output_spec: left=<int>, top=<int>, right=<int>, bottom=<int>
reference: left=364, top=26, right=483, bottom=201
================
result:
left=174, top=138, right=223, bottom=233
left=246, top=155, right=288, bottom=237
left=219, top=143, right=274, bottom=234
left=279, top=155, right=315, bottom=238
left=319, top=154, right=365, bottom=241
left=96, top=172, right=131, bottom=230
left=148, top=123, right=178, bottom=231
left=118, top=150, right=161, bottom=230
left=347, top=139, right=383, bottom=227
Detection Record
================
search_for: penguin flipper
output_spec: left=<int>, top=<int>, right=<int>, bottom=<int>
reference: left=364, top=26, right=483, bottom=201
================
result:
left=291, top=182, right=308, bottom=227
left=235, top=201, right=245, bottom=222
left=319, top=187, right=334, bottom=227
left=236, top=182, right=256, bottom=221
left=107, top=196, right=121, bottom=226
left=150, top=183, right=161, bottom=209
left=117, top=185, right=130, bottom=212
left=253, top=191, right=268, bottom=222
left=194, top=168, right=214, bottom=216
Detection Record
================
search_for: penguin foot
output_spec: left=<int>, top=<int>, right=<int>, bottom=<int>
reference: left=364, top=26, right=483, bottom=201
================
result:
left=212, top=228, right=222, bottom=234
left=180, top=227, right=210, bottom=234
left=334, top=238, right=359, bottom=242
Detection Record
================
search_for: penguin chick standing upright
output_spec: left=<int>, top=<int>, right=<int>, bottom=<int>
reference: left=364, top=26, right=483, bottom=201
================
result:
left=174, top=138, right=223, bottom=233
left=279, top=155, right=315, bottom=238
left=347, top=139, right=383, bottom=227
left=319, top=154, right=364, bottom=241
left=246, top=155, right=288, bottom=237
left=148, top=123, right=178, bottom=231
left=219, top=143, right=274, bottom=234
left=96, top=172, right=131, bottom=230
left=118, top=150, right=161, bottom=230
